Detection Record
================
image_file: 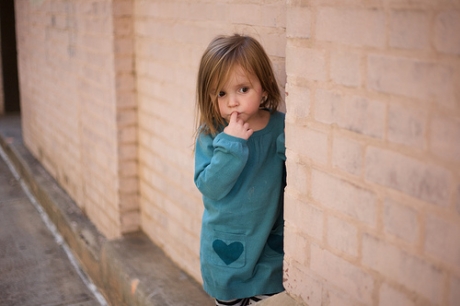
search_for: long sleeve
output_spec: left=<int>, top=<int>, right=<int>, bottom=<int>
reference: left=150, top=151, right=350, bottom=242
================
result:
left=194, top=132, right=249, bottom=201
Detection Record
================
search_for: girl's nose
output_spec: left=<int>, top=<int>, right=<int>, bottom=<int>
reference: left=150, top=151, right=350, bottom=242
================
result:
left=228, top=95, right=238, bottom=107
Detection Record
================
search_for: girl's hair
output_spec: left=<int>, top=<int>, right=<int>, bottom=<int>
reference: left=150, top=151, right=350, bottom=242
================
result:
left=196, top=34, right=281, bottom=136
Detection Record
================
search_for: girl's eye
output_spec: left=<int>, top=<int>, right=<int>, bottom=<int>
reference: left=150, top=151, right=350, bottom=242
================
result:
left=239, top=87, right=249, bottom=93
left=217, top=91, right=226, bottom=98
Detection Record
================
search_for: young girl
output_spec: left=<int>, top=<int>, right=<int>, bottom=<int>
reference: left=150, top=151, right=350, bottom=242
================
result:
left=194, top=34, right=286, bottom=306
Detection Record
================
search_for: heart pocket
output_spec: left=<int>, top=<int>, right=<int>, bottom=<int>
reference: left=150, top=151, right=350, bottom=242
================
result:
left=212, top=239, right=244, bottom=265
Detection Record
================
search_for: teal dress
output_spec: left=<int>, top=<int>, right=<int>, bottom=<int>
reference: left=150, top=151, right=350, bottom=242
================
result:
left=194, top=111, right=286, bottom=300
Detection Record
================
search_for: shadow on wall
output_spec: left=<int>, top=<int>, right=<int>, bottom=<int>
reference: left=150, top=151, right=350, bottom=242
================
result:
left=0, top=0, right=21, bottom=114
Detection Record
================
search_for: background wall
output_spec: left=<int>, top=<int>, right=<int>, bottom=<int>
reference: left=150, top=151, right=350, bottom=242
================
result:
left=283, top=0, right=460, bottom=305
left=15, top=0, right=138, bottom=238
left=13, top=0, right=460, bottom=305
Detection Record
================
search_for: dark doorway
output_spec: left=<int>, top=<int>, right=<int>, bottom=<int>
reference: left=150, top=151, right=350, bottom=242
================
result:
left=0, top=0, right=20, bottom=113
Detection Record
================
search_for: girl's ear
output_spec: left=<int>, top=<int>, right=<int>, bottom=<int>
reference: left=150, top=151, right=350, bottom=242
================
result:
left=262, top=91, right=268, bottom=102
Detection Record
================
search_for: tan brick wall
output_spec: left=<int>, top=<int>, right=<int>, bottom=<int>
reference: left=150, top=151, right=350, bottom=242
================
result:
left=15, top=0, right=84, bottom=205
left=134, top=0, right=286, bottom=282
left=284, top=1, right=460, bottom=305
left=15, top=0, right=138, bottom=239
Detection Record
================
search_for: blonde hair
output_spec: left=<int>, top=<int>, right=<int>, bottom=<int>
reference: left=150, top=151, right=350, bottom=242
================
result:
left=196, top=34, right=281, bottom=136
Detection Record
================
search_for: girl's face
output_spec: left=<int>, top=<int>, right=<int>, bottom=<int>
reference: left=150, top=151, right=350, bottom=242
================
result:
left=215, top=65, right=267, bottom=127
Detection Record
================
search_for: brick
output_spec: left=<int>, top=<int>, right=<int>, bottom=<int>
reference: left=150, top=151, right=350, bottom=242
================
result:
left=283, top=263, right=323, bottom=306
left=311, top=244, right=374, bottom=304
left=383, top=198, right=418, bottom=244
left=285, top=83, right=310, bottom=121
left=119, top=193, right=139, bottom=212
left=368, top=55, right=457, bottom=109
left=327, top=215, right=358, bottom=257
left=435, top=11, right=460, bottom=55
left=118, top=144, right=137, bottom=160
left=119, top=177, right=138, bottom=194
left=116, top=109, right=137, bottom=126
left=315, top=89, right=385, bottom=138
left=390, top=10, right=430, bottom=50
left=116, top=92, right=136, bottom=108
left=114, top=56, right=134, bottom=73
left=228, top=3, right=285, bottom=28
left=316, top=8, right=386, bottom=48
left=286, top=43, right=327, bottom=81
left=337, top=96, right=385, bottom=138
left=325, top=287, right=358, bottom=306
left=115, top=38, right=134, bottom=55
left=388, top=103, right=426, bottom=149
left=83, top=16, right=111, bottom=34
left=456, top=184, right=460, bottom=215
left=330, top=50, right=361, bottom=87
left=285, top=160, right=309, bottom=196
left=285, top=195, right=324, bottom=241
left=450, top=275, right=460, bottom=306
left=118, top=126, right=137, bottom=143
left=332, top=136, right=363, bottom=176
left=113, top=0, right=133, bottom=17
left=119, top=160, right=137, bottom=177
left=311, top=170, right=376, bottom=226
left=284, top=226, right=310, bottom=265
left=314, top=88, right=341, bottom=125
left=365, top=147, right=451, bottom=206
left=362, top=234, right=443, bottom=304
left=379, top=283, right=415, bottom=306
left=121, top=210, right=140, bottom=233
left=78, top=1, right=111, bottom=16
left=286, top=123, right=329, bottom=165
left=286, top=6, right=311, bottom=38
left=424, top=215, right=460, bottom=267
left=254, top=30, right=286, bottom=58
left=430, top=115, right=460, bottom=163
left=83, top=34, right=113, bottom=54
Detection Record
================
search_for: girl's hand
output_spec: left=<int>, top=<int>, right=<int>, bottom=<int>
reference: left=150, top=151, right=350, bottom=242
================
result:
left=223, top=112, right=253, bottom=140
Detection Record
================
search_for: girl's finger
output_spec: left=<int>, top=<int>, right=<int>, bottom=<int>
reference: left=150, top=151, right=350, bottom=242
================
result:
left=229, top=111, right=238, bottom=123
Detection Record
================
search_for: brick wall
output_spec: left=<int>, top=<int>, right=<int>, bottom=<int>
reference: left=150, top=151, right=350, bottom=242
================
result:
left=134, top=0, right=286, bottom=282
left=284, top=1, right=460, bottom=305
left=14, top=0, right=138, bottom=239
left=15, top=0, right=84, bottom=205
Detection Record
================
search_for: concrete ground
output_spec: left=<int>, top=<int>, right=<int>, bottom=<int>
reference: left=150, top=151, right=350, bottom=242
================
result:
left=0, top=114, right=299, bottom=306
left=0, top=132, right=103, bottom=305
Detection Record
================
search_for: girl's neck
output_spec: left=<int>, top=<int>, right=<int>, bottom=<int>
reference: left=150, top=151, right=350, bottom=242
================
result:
left=247, top=109, right=270, bottom=132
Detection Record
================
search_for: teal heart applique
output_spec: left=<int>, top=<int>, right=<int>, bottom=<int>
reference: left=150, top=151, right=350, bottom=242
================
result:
left=212, top=239, right=244, bottom=265
left=267, top=234, right=283, bottom=254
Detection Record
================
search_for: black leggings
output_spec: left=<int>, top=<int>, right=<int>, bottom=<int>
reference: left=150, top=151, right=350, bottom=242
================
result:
left=215, top=293, right=275, bottom=306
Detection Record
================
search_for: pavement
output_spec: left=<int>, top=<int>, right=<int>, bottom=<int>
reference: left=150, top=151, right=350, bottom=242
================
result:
left=0, top=129, right=103, bottom=305
left=0, top=116, right=106, bottom=306
left=0, top=114, right=299, bottom=306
